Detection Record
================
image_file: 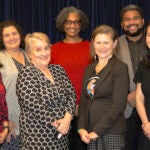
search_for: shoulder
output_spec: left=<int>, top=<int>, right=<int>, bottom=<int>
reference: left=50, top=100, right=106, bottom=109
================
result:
left=114, top=56, right=127, bottom=65
left=50, top=64, right=62, bottom=69
left=49, top=64, right=68, bottom=78
left=49, top=64, right=65, bottom=72
left=76, top=40, right=90, bottom=48
left=118, top=34, right=126, bottom=41
left=0, top=51, right=12, bottom=65
left=0, top=50, right=6, bottom=57
left=80, top=41, right=90, bottom=50
left=51, top=42, right=64, bottom=55
left=84, top=62, right=96, bottom=73
left=118, top=35, right=128, bottom=48
left=113, top=58, right=128, bottom=75
left=81, top=40, right=90, bottom=45
left=19, top=64, right=34, bottom=75
left=52, top=40, right=90, bottom=48
left=52, top=42, right=63, bottom=48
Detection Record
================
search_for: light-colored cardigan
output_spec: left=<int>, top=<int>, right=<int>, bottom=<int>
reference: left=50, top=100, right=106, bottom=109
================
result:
left=118, top=35, right=135, bottom=118
left=0, top=50, right=27, bottom=135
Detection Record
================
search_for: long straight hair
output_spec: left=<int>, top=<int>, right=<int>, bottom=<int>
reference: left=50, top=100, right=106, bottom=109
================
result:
left=142, top=21, right=150, bottom=67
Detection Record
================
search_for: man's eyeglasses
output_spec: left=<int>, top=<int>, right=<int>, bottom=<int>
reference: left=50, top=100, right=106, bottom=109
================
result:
left=122, top=16, right=142, bottom=22
left=64, top=20, right=81, bottom=26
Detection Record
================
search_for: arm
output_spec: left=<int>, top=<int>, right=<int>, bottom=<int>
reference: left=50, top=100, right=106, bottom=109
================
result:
left=52, top=112, right=72, bottom=135
left=78, top=67, right=91, bottom=143
left=50, top=66, right=76, bottom=135
left=0, top=121, right=9, bottom=144
left=52, top=71, right=75, bottom=134
left=127, top=91, right=136, bottom=107
left=59, top=66, right=76, bottom=115
left=136, top=83, right=148, bottom=124
left=78, top=90, right=90, bottom=144
left=0, top=80, right=9, bottom=143
left=136, top=83, right=150, bottom=139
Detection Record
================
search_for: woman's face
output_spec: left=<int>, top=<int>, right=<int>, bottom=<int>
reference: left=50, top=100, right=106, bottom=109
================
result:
left=29, top=39, right=50, bottom=69
left=2, top=26, right=21, bottom=50
left=92, top=33, right=117, bottom=60
left=146, top=26, right=150, bottom=49
left=64, top=12, right=81, bottom=38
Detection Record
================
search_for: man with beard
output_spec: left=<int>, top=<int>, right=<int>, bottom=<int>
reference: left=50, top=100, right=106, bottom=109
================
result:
left=117, top=4, right=145, bottom=150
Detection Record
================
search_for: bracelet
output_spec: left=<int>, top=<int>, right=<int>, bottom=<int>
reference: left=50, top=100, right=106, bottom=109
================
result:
left=3, top=126, right=9, bottom=132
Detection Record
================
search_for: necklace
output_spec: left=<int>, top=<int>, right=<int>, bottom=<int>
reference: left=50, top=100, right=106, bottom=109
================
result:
left=95, top=62, right=107, bottom=74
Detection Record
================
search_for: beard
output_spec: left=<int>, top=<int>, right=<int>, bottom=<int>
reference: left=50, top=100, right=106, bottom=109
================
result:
left=122, top=24, right=144, bottom=37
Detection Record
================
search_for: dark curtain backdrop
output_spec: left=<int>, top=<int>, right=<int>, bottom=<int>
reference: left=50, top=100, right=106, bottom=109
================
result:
left=0, top=0, right=149, bottom=43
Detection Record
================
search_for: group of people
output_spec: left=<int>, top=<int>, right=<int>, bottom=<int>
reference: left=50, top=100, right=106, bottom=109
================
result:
left=0, top=3, right=150, bottom=150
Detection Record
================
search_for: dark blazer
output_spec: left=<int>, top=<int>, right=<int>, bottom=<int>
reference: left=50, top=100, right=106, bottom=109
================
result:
left=78, top=55, right=129, bottom=136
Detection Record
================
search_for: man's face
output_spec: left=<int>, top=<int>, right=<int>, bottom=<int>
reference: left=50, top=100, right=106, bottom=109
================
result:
left=121, top=10, right=144, bottom=37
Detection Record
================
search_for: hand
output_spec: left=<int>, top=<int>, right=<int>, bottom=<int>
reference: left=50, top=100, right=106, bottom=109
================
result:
left=51, top=114, right=72, bottom=135
left=9, top=120, right=17, bottom=133
left=0, top=130, right=8, bottom=144
left=142, top=122, right=150, bottom=139
left=56, top=117, right=71, bottom=135
left=51, top=120, right=59, bottom=129
left=6, top=120, right=17, bottom=142
left=89, top=131, right=99, bottom=141
left=78, top=129, right=90, bottom=144
left=127, top=91, right=136, bottom=107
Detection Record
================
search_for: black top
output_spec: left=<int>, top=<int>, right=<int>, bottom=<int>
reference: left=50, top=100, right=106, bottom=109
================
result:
left=127, top=37, right=143, bottom=74
left=134, top=61, right=150, bottom=120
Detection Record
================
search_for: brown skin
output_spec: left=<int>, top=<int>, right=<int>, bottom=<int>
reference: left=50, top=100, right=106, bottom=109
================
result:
left=121, top=10, right=144, bottom=107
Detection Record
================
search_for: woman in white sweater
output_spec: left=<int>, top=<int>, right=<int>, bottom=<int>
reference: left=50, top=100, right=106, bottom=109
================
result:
left=0, top=20, right=28, bottom=150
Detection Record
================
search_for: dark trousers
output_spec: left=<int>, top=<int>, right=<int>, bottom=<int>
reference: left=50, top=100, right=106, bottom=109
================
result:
left=69, top=117, right=87, bottom=150
left=125, top=108, right=141, bottom=150
left=137, top=126, right=150, bottom=150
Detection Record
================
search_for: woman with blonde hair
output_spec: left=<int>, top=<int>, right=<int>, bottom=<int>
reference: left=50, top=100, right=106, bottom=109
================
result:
left=17, top=32, right=76, bottom=149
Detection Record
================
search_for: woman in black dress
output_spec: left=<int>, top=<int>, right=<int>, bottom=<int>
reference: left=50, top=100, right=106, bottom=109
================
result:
left=134, top=22, right=150, bottom=149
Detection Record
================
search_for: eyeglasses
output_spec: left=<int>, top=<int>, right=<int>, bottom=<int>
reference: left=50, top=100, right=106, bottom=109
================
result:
left=122, top=16, right=142, bottom=22
left=64, top=20, right=81, bottom=26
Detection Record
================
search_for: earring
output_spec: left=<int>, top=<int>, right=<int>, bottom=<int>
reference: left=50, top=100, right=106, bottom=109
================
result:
left=94, top=55, right=97, bottom=61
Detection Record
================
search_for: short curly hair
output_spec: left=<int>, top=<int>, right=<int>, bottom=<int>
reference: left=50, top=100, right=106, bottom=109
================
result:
left=0, top=20, right=25, bottom=50
left=56, top=6, right=89, bottom=32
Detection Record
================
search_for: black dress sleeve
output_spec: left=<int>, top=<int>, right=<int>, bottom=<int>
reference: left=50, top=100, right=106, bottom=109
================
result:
left=134, top=61, right=144, bottom=83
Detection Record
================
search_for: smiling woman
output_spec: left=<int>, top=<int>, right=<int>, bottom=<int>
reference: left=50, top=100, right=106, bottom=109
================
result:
left=134, top=21, right=150, bottom=149
left=50, top=6, right=90, bottom=150
left=78, top=25, right=129, bottom=150
left=16, top=32, right=76, bottom=149
left=0, top=20, right=29, bottom=150
left=25, top=33, right=51, bottom=73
